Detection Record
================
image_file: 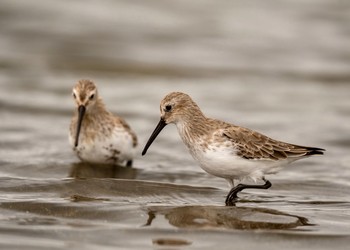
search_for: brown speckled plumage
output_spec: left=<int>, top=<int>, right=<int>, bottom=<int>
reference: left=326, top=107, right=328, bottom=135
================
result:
left=69, top=79, right=137, bottom=166
left=142, top=92, right=325, bottom=204
left=158, top=92, right=323, bottom=161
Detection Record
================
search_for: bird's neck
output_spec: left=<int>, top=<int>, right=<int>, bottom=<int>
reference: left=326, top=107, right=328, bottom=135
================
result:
left=91, top=98, right=108, bottom=113
left=79, top=99, right=112, bottom=125
left=175, top=111, right=210, bottom=148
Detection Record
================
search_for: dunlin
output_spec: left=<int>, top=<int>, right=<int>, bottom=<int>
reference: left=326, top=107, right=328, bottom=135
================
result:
left=142, top=92, right=324, bottom=205
left=69, top=79, right=137, bottom=166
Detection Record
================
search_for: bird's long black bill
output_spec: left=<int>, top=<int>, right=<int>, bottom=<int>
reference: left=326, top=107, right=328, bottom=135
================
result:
left=142, top=118, right=167, bottom=155
left=74, top=105, right=86, bottom=147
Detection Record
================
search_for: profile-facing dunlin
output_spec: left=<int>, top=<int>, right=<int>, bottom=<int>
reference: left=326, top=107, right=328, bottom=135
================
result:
left=142, top=92, right=324, bottom=205
left=69, top=79, right=137, bottom=166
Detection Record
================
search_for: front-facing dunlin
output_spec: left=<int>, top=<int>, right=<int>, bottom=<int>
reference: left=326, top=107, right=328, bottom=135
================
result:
left=69, top=80, right=137, bottom=166
left=142, top=92, right=324, bottom=205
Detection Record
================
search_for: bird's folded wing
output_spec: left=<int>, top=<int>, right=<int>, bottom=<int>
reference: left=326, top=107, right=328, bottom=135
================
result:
left=220, top=126, right=322, bottom=161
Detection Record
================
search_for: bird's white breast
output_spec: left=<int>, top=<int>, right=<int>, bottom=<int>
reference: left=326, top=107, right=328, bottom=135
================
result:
left=189, top=142, right=287, bottom=182
left=175, top=120, right=288, bottom=182
left=70, top=127, right=136, bottom=165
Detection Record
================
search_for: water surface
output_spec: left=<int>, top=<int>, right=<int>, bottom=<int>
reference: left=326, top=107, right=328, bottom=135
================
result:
left=1, top=0, right=350, bottom=249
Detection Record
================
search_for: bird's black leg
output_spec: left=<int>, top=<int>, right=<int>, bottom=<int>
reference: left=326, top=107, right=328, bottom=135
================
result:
left=142, top=211, right=156, bottom=227
left=126, top=160, right=133, bottom=167
left=225, top=179, right=272, bottom=206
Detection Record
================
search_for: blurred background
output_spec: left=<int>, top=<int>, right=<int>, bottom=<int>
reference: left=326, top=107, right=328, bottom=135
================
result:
left=1, top=0, right=349, bottom=81
left=0, top=0, right=350, bottom=249
left=1, top=0, right=349, bottom=165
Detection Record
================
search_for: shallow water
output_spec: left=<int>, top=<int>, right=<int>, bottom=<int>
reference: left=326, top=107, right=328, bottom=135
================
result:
left=1, top=0, right=350, bottom=249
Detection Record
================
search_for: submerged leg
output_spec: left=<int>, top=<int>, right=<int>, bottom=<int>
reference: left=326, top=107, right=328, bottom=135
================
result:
left=126, top=160, right=133, bottom=167
left=225, top=179, right=272, bottom=206
left=143, top=211, right=156, bottom=227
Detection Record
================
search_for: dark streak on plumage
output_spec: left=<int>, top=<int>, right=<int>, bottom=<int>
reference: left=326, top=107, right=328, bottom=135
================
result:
left=222, top=129, right=324, bottom=161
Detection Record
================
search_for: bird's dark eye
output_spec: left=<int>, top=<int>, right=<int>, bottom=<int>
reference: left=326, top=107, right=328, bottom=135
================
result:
left=165, top=105, right=172, bottom=112
left=72, top=93, right=76, bottom=99
left=89, top=94, right=95, bottom=100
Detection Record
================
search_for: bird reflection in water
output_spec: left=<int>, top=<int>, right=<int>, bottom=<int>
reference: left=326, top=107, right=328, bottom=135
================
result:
left=144, top=205, right=311, bottom=230
left=69, top=162, right=138, bottom=179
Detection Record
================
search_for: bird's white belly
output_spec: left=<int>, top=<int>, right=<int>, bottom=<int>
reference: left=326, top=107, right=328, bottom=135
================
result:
left=70, top=129, right=135, bottom=165
left=190, top=145, right=286, bottom=182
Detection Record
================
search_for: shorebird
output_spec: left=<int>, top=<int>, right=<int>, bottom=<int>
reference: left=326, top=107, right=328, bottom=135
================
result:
left=69, top=79, right=138, bottom=166
left=142, top=92, right=325, bottom=205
